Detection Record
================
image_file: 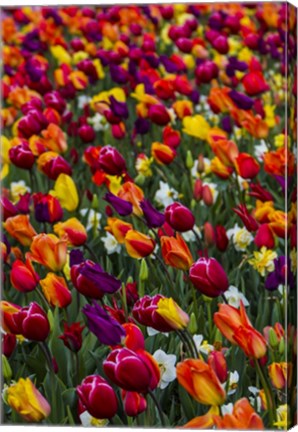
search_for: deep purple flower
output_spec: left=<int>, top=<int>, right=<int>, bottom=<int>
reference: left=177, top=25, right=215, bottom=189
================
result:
left=15, top=193, right=31, bottom=214
left=134, top=118, right=151, bottom=135
left=104, top=192, right=133, bottom=216
left=109, top=96, right=129, bottom=119
left=71, top=260, right=121, bottom=299
left=83, top=302, right=125, bottom=345
left=265, top=256, right=295, bottom=291
left=229, top=90, right=254, bottom=110
left=25, top=59, right=44, bottom=82
left=140, top=199, right=165, bottom=228
left=221, top=116, right=233, bottom=133
left=110, top=64, right=129, bottom=84
left=70, top=249, right=85, bottom=267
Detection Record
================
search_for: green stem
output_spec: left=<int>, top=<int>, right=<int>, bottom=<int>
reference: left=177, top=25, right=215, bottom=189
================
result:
left=184, top=329, right=199, bottom=358
left=84, top=243, right=98, bottom=262
left=36, top=286, right=50, bottom=310
left=40, top=341, right=54, bottom=373
left=177, top=330, right=195, bottom=358
left=191, top=227, right=203, bottom=251
left=153, top=253, right=177, bottom=300
left=147, top=389, right=165, bottom=427
left=254, top=359, right=276, bottom=428
left=207, top=301, right=213, bottom=342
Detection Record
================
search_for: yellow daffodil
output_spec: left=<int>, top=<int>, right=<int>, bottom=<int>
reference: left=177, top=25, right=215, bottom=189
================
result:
left=248, top=247, right=277, bottom=276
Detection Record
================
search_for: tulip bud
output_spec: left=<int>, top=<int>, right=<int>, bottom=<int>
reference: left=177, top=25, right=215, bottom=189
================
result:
left=194, top=178, right=203, bottom=201
left=197, top=154, right=205, bottom=173
left=215, top=225, right=229, bottom=252
left=122, top=391, right=147, bottom=417
left=139, top=258, right=148, bottom=281
left=189, top=312, right=198, bottom=334
left=268, top=327, right=279, bottom=348
left=202, top=185, right=213, bottom=206
left=2, top=354, right=12, bottom=381
left=78, top=124, right=95, bottom=143
left=279, top=337, right=285, bottom=354
left=2, top=334, right=17, bottom=358
left=208, top=351, right=228, bottom=383
left=254, top=224, right=275, bottom=249
left=186, top=150, right=194, bottom=169
left=204, top=222, right=215, bottom=246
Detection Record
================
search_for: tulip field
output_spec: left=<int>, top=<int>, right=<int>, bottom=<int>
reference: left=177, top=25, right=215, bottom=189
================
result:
left=1, top=2, right=297, bottom=429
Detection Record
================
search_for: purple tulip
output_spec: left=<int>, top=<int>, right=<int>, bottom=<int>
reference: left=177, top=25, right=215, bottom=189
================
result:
left=69, top=249, right=85, bottom=267
left=265, top=256, right=295, bottom=291
left=109, top=96, right=129, bottom=119
left=229, top=90, right=254, bottom=110
left=110, top=64, right=129, bottom=84
left=134, top=118, right=151, bottom=135
left=140, top=199, right=165, bottom=228
left=104, top=192, right=133, bottom=216
left=221, top=116, right=233, bottom=133
left=83, top=302, right=125, bottom=345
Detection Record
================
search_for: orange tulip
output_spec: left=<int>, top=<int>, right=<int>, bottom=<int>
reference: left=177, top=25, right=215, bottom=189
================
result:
left=254, top=200, right=275, bottom=223
left=213, top=397, right=264, bottom=429
left=207, top=87, right=235, bottom=114
left=105, top=217, right=133, bottom=244
left=161, top=234, right=193, bottom=271
left=214, top=301, right=267, bottom=359
left=27, top=233, right=68, bottom=272
left=268, top=210, right=288, bottom=238
left=211, top=139, right=239, bottom=167
left=53, top=217, right=87, bottom=246
left=176, top=358, right=226, bottom=406
left=41, top=123, right=67, bottom=154
left=124, top=230, right=155, bottom=259
left=172, top=100, right=193, bottom=119
left=182, top=406, right=219, bottom=428
left=263, top=147, right=295, bottom=177
left=268, top=362, right=291, bottom=389
left=207, top=127, right=228, bottom=147
left=39, top=273, right=72, bottom=308
left=210, top=157, right=233, bottom=179
left=151, top=142, right=176, bottom=165
left=3, top=215, right=37, bottom=247
left=0, top=300, right=21, bottom=334
left=117, top=182, right=144, bottom=216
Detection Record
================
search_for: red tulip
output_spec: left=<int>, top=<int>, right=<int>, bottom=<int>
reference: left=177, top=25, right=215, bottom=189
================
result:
left=189, top=257, right=229, bottom=297
left=207, top=351, right=228, bottom=383
left=10, top=259, right=40, bottom=293
left=103, top=347, right=160, bottom=393
left=12, top=302, right=50, bottom=341
left=233, top=204, right=259, bottom=232
left=215, top=225, right=229, bottom=252
left=122, top=391, right=147, bottom=417
left=77, top=375, right=118, bottom=419
left=165, top=202, right=195, bottom=232
left=9, top=143, right=35, bottom=170
left=98, top=145, right=126, bottom=175
left=148, top=104, right=171, bottom=126
left=254, top=224, right=275, bottom=249
left=234, top=153, right=260, bottom=179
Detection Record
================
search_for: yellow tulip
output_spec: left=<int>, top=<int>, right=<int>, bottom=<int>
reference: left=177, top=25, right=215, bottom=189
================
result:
left=50, top=174, right=79, bottom=212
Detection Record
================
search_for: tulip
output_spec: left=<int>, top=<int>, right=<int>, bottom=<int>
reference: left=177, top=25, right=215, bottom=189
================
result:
left=59, top=322, right=85, bottom=353
left=202, top=185, right=214, bottom=206
left=181, top=406, right=219, bottom=428
left=83, top=302, right=125, bottom=345
left=50, top=173, right=79, bottom=212
left=133, top=294, right=176, bottom=332
left=242, top=71, right=269, bottom=96
left=213, top=397, right=264, bottom=429
left=214, top=301, right=267, bottom=359
left=122, top=391, right=147, bottom=417
left=42, top=123, right=67, bottom=153
left=7, top=378, right=51, bottom=422
left=28, top=233, right=68, bottom=272
left=15, top=192, right=31, bottom=214
left=165, top=202, right=195, bottom=232
left=229, top=90, right=254, bottom=110
left=207, top=351, right=228, bottom=383
left=12, top=302, right=50, bottom=341
left=249, top=182, right=274, bottom=202
left=0, top=301, right=22, bottom=334
left=214, top=225, right=229, bottom=252
left=161, top=234, right=193, bottom=271
left=233, top=204, right=259, bottom=232
left=163, top=125, right=181, bottom=149
left=3, top=215, right=37, bottom=246
left=33, top=193, right=63, bottom=223
left=1, top=197, right=18, bottom=220
left=37, top=151, right=72, bottom=180
left=53, top=217, right=87, bottom=246
left=18, top=110, right=47, bottom=139
left=98, top=145, right=126, bottom=175
left=193, top=178, right=203, bottom=200
left=210, top=157, right=233, bottom=179
left=140, top=199, right=165, bottom=228
left=176, top=358, right=226, bottom=406
left=156, top=297, right=189, bottom=331
left=44, top=90, right=66, bottom=114
left=212, top=139, right=239, bottom=167
left=189, top=257, right=229, bottom=297
left=10, top=259, right=40, bottom=293
left=71, top=259, right=121, bottom=299
left=105, top=217, right=133, bottom=244
left=104, top=192, right=133, bottom=216
left=124, top=230, right=155, bottom=259
left=122, top=323, right=145, bottom=351
left=78, top=124, right=95, bottom=143
left=9, top=142, right=35, bottom=170
left=2, top=333, right=17, bottom=358
left=234, top=153, right=260, bottom=179
left=268, top=362, right=288, bottom=389
left=195, top=61, right=218, bottom=84
left=77, top=375, right=118, bottom=419
left=117, top=182, right=144, bottom=216
left=103, top=347, right=160, bottom=393
left=151, top=142, right=176, bottom=165
left=39, top=273, right=72, bottom=308
left=148, top=104, right=171, bottom=126
left=254, top=224, right=275, bottom=249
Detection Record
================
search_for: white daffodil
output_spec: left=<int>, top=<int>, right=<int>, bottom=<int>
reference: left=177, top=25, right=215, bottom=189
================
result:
left=147, top=327, right=168, bottom=337
left=254, top=140, right=269, bottom=162
left=226, top=223, right=253, bottom=252
left=224, top=285, right=249, bottom=308
left=154, top=181, right=179, bottom=208
left=226, top=370, right=239, bottom=395
left=182, top=225, right=202, bottom=242
left=193, top=335, right=214, bottom=355
left=221, top=403, right=233, bottom=415
left=101, top=232, right=121, bottom=255
left=153, top=349, right=177, bottom=390
left=80, top=411, right=109, bottom=427
left=80, top=209, right=102, bottom=232
left=248, top=386, right=262, bottom=412
left=88, top=113, right=108, bottom=132
left=77, top=95, right=91, bottom=109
